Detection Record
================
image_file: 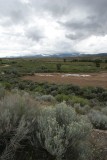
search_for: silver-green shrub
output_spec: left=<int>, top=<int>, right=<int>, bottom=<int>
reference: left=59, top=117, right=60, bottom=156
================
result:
left=37, top=102, right=92, bottom=160
left=0, top=92, right=93, bottom=160
left=74, top=103, right=90, bottom=115
left=71, top=96, right=89, bottom=106
left=0, top=92, right=38, bottom=160
left=88, top=110, right=107, bottom=130
left=37, top=94, right=56, bottom=103
left=0, top=117, right=31, bottom=160
left=0, top=85, right=6, bottom=99
left=101, top=107, right=107, bottom=116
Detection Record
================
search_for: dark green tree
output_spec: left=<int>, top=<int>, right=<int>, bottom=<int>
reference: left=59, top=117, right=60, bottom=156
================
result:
left=63, top=58, right=66, bottom=62
left=56, top=64, right=61, bottom=71
left=94, top=59, right=101, bottom=68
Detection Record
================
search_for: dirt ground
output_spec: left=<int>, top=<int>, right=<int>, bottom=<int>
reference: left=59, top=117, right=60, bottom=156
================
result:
left=22, top=72, right=107, bottom=88
left=91, top=129, right=107, bottom=160
left=1, top=65, right=10, bottom=68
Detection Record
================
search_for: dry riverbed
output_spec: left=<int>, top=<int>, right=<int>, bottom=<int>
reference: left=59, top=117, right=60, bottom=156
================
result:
left=22, top=72, right=107, bottom=88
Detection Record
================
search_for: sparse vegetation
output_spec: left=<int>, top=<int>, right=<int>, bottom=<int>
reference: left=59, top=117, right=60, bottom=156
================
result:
left=0, top=91, right=93, bottom=160
left=0, top=56, right=107, bottom=159
left=88, top=110, right=107, bottom=130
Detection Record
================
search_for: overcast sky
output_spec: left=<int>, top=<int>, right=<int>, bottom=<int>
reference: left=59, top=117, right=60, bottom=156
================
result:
left=0, top=0, right=107, bottom=57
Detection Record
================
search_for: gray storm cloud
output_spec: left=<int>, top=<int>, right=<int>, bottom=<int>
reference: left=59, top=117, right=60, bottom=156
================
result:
left=26, top=27, right=44, bottom=41
left=0, top=0, right=107, bottom=57
left=1, top=0, right=106, bottom=37
left=63, top=17, right=106, bottom=40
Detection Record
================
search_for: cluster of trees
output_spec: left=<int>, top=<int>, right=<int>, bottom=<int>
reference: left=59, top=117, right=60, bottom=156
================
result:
left=62, top=58, right=107, bottom=68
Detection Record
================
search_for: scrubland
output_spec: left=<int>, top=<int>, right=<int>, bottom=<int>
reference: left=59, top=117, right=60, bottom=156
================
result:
left=0, top=57, right=107, bottom=159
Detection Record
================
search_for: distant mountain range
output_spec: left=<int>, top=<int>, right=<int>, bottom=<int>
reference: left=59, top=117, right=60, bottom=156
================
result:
left=18, top=52, right=81, bottom=58
left=88, top=53, right=107, bottom=57
left=3, top=52, right=107, bottom=58
left=42, top=52, right=81, bottom=58
left=21, top=52, right=107, bottom=58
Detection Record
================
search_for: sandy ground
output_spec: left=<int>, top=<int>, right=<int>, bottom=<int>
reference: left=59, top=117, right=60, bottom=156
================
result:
left=91, top=129, right=107, bottom=160
left=1, top=65, right=10, bottom=68
left=22, top=72, right=107, bottom=88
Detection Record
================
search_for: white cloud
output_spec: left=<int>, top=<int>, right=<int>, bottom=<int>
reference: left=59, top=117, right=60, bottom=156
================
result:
left=0, top=0, right=107, bottom=57
left=75, top=35, right=107, bottom=53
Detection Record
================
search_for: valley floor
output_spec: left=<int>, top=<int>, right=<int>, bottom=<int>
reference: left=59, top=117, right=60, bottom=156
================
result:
left=22, top=72, right=107, bottom=89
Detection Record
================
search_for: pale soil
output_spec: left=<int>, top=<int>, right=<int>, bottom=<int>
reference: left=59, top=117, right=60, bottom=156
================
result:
left=91, top=129, right=107, bottom=160
left=22, top=72, right=107, bottom=89
left=1, top=65, right=10, bottom=68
